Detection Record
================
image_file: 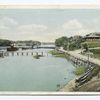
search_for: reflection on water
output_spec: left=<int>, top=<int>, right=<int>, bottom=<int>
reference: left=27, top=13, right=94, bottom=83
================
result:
left=0, top=49, right=76, bottom=91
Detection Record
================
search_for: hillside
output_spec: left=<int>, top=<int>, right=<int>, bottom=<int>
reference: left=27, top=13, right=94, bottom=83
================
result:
left=81, top=40, right=100, bottom=48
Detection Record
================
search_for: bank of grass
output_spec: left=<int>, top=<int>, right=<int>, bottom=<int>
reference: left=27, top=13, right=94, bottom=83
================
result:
left=49, top=50, right=66, bottom=58
left=81, top=40, right=100, bottom=48
left=74, top=66, right=86, bottom=76
left=76, top=65, right=100, bottom=91
left=74, top=65, right=100, bottom=77
left=90, top=49, right=100, bottom=59
left=92, top=65, right=100, bottom=77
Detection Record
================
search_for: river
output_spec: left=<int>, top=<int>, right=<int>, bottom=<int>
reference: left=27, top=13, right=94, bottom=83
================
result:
left=0, top=48, right=76, bottom=91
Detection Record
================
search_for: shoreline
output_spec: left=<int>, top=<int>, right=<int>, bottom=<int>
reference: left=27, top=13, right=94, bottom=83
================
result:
left=59, top=79, right=76, bottom=92
left=60, top=72, right=100, bottom=92
left=50, top=49, right=100, bottom=92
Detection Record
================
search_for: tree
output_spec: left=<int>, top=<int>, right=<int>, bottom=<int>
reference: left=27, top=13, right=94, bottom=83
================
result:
left=55, top=36, right=68, bottom=47
left=0, top=39, right=12, bottom=46
left=82, top=43, right=88, bottom=52
left=55, top=35, right=85, bottom=50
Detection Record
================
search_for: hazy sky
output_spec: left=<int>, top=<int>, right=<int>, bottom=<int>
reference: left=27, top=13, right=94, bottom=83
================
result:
left=0, top=9, right=100, bottom=42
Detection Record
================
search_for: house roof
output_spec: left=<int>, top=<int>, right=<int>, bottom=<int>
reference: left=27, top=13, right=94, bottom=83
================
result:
left=85, top=33, right=100, bottom=38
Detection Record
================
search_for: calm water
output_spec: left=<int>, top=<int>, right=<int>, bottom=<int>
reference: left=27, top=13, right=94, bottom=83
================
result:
left=0, top=49, right=76, bottom=91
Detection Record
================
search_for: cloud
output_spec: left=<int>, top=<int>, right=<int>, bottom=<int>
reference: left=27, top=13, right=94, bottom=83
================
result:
left=0, top=17, right=18, bottom=35
left=0, top=17, right=18, bottom=27
left=63, top=19, right=83, bottom=30
left=17, top=24, right=47, bottom=33
left=0, top=16, right=100, bottom=42
left=62, top=19, right=97, bottom=36
left=0, top=16, right=48, bottom=40
left=0, top=25, right=9, bottom=30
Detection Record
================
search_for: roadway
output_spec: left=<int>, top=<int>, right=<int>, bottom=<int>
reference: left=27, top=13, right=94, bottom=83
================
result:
left=59, top=48, right=100, bottom=66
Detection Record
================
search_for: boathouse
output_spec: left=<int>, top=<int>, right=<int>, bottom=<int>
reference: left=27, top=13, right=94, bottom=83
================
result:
left=84, top=33, right=100, bottom=41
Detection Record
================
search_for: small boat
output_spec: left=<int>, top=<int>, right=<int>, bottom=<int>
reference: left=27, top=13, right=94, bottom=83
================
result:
left=7, top=46, right=18, bottom=51
left=22, top=47, right=29, bottom=50
left=33, top=55, right=43, bottom=59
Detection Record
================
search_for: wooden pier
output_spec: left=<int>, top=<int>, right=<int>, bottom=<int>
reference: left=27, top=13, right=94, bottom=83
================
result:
left=1, top=51, right=49, bottom=57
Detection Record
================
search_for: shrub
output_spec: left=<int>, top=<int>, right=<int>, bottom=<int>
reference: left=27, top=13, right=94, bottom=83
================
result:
left=49, top=50, right=66, bottom=58
left=74, top=66, right=86, bottom=76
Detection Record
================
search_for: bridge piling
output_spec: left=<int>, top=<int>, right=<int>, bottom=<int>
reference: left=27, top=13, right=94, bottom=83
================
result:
left=6, top=52, right=9, bottom=56
left=26, top=52, right=28, bottom=56
left=31, top=52, right=33, bottom=55
left=21, top=52, right=23, bottom=56
left=12, top=52, right=14, bottom=56
left=17, top=52, right=19, bottom=56
left=47, top=53, right=48, bottom=56
left=1, top=51, right=50, bottom=57
left=36, top=52, right=38, bottom=56
left=41, top=52, right=43, bottom=56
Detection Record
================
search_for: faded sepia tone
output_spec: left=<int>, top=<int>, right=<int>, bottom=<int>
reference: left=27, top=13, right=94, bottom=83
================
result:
left=0, top=5, right=100, bottom=95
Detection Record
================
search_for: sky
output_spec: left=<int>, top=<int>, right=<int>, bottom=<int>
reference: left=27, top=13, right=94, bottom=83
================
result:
left=0, top=8, right=100, bottom=42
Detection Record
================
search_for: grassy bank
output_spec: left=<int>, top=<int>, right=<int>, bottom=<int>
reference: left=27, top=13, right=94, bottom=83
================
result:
left=74, top=66, right=86, bottom=76
left=81, top=40, right=100, bottom=48
left=90, top=49, right=100, bottom=59
left=49, top=50, right=66, bottom=58
left=92, top=65, right=100, bottom=77
left=60, top=65, right=100, bottom=92
left=77, top=65, right=100, bottom=91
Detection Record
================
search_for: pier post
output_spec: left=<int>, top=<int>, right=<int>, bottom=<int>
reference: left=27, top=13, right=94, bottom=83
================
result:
left=26, top=52, right=28, bottom=56
left=31, top=52, right=33, bottom=55
left=4, top=52, right=6, bottom=56
left=41, top=52, right=43, bottom=56
left=6, top=52, right=9, bottom=56
left=87, top=53, right=90, bottom=68
left=17, top=52, right=19, bottom=56
left=47, top=52, right=48, bottom=56
left=0, top=51, right=4, bottom=57
left=21, top=52, right=23, bottom=56
left=12, top=52, right=14, bottom=56
left=36, top=52, right=38, bottom=56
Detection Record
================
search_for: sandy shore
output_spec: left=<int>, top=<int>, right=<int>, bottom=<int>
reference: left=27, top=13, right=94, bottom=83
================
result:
left=59, top=79, right=76, bottom=92
left=60, top=75, right=99, bottom=92
left=60, top=73, right=100, bottom=92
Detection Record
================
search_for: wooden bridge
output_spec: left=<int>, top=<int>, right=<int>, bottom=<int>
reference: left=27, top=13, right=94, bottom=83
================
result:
left=0, top=51, right=50, bottom=57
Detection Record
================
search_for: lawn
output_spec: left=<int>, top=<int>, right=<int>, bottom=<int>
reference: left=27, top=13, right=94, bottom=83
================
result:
left=81, top=40, right=100, bottom=48
left=49, top=50, right=66, bottom=58
left=74, top=66, right=86, bottom=76
left=90, top=49, right=100, bottom=59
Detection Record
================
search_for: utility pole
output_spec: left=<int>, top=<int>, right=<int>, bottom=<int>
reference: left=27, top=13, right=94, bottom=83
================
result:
left=87, top=51, right=90, bottom=68
left=67, top=41, right=69, bottom=51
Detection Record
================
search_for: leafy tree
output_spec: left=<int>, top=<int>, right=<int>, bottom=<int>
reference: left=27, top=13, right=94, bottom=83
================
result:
left=55, top=36, right=68, bottom=47
left=0, top=39, right=12, bottom=46
left=82, top=43, right=88, bottom=52
left=55, top=35, right=85, bottom=50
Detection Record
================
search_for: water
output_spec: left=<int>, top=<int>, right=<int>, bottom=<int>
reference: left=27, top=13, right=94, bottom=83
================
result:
left=0, top=49, right=76, bottom=91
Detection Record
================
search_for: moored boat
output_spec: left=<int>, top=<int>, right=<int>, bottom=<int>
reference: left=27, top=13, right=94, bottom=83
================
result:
left=7, top=46, right=18, bottom=51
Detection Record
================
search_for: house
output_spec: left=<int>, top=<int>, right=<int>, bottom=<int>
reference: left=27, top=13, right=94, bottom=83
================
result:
left=84, top=33, right=100, bottom=41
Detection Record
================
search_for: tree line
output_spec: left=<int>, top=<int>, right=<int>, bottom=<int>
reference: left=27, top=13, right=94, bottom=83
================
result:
left=0, top=39, right=41, bottom=46
left=55, top=36, right=85, bottom=50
